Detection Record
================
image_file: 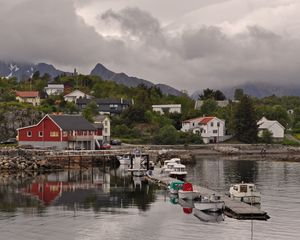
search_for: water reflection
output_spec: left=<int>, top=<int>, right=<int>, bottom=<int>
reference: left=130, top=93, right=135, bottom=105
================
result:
left=0, top=167, right=158, bottom=215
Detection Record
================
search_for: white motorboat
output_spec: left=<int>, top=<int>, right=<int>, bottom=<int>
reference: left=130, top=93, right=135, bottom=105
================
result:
left=164, top=158, right=181, bottom=174
left=169, top=164, right=187, bottom=180
left=161, top=160, right=170, bottom=173
left=193, top=194, right=224, bottom=212
left=178, top=182, right=201, bottom=200
left=229, top=183, right=261, bottom=204
left=193, top=208, right=225, bottom=223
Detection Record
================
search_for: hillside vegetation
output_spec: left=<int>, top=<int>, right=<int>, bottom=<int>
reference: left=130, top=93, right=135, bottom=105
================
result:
left=1, top=76, right=300, bottom=144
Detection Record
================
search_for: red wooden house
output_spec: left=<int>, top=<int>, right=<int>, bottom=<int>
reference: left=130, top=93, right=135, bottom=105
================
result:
left=17, top=114, right=103, bottom=150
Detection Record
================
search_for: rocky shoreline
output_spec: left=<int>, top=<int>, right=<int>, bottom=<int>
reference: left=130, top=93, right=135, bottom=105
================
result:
left=1, top=144, right=300, bottom=172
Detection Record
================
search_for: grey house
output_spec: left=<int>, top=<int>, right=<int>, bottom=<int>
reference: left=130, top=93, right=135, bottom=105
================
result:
left=76, top=98, right=132, bottom=115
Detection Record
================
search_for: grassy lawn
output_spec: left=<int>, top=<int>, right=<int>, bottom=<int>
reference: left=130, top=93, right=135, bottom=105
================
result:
left=293, top=133, right=300, bottom=140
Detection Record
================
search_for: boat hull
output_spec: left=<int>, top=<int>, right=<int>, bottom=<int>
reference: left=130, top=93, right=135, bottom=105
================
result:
left=169, top=173, right=187, bottom=181
left=194, top=201, right=224, bottom=212
left=230, top=195, right=261, bottom=204
left=193, top=208, right=225, bottom=222
left=178, top=190, right=201, bottom=200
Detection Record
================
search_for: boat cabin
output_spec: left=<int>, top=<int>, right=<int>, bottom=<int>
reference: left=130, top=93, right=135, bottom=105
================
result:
left=169, top=158, right=181, bottom=164
left=232, top=183, right=257, bottom=193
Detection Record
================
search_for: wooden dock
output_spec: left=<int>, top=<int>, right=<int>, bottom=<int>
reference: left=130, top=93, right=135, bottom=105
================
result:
left=148, top=168, right=270, bottom=220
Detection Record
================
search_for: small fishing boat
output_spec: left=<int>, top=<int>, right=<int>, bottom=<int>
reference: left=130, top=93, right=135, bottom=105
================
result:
left=178, top=182, right=201, bottom=200
left=229, top=183, right=261, bottom=204
left=169, top=164, right=187, bottom=180
left=193, top=194, right=224, bottom=212
left=168, top=180, right=184, bottom=194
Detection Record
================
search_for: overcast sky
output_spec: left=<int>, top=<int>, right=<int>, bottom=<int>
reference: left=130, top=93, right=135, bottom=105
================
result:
left=1, top=0, right=300, bottom=92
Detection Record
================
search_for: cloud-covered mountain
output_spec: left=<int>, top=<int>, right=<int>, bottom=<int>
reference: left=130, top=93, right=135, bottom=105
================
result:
left=192, top=82, right=300, bottom=100
left=90, top=63, right=183, bottom=95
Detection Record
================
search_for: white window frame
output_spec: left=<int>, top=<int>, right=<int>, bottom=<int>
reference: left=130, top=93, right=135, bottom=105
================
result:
left=27, top=131, right=32, bottom=137
left=38, top=131, right=43, bottom=137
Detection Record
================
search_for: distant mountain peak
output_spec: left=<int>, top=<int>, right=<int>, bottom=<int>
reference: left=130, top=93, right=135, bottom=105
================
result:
left=90, top=63, right=183, bottom=96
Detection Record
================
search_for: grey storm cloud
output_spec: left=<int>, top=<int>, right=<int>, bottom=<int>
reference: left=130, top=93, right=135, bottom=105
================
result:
left=1, top=0, right=300, bottom=91
left=0, top=0, right=124, bottom=68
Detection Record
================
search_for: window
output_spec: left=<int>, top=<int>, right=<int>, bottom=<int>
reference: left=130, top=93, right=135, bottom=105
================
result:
left=105, top=128, right=108, bottom=134
left=50, top=131, right=59, bottom=137
left=211, top=122, right=214, bottom=127
left=27, top=131, right=32, bottom=137
left=217, top=122, right=220, bottom=127
left=38, top=131, right=43, bottom=137
left=104, top=120, right=107, bottom=126
left=213, top=130, right=218, bottom=134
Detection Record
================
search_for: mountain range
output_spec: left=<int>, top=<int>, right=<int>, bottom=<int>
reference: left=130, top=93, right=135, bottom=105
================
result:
left=1, top=60, right=300, bottom=98
left=191, top=82, right=300, bottom=100
left=0, top=61, right=183, bottom=96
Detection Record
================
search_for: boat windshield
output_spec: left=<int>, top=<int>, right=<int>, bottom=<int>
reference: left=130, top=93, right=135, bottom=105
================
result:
left=240, top=185, right=248, bottom=193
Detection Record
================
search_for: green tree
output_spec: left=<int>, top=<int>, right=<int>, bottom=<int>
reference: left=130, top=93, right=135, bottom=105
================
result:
left=153, top=125, right=178, bottom=145
left=82, top=101, right=99, bottom=122
left=260, top=129, right=273, bottom=144
left=234, top=88, right=244, bottom=101
left=199, top=88, right=226, bottom=101
left=201, top=99, right=218, bottom=116
left=234, top=95, right=258, bottom=143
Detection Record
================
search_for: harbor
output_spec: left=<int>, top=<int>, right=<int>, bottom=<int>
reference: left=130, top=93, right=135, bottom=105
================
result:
left=147, top=168, right=269, bottom=220
left=0, top=156, right=300, bottom=239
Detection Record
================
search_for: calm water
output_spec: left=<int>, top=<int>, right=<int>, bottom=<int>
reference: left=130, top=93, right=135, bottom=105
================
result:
left=0, top=158, right=300, bottom=240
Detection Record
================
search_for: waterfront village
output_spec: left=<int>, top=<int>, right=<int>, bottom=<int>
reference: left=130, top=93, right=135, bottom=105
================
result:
left=1, top=73, right=300, bottom=170
left=1, top=72, right=300, bottom=223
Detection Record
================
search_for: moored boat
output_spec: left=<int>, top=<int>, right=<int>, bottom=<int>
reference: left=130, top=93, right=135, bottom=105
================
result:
left=168, top=180, right=184, bottom=194
left=193, top=194, right=224, bottom=212
left=178, top=182, right=201, bottom=200
left=193, top=208, right=225, bottom=223
left=229, top=183, right=261, bottom=204
left=163, top=158, right=181, bottom=174
left=169, top=164, right=187, bottom=180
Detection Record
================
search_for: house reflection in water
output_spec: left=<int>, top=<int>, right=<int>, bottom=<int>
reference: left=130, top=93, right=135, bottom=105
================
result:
left=21, top=168, right=157, bottom=211
left=23, top=169, right=109, bottom=206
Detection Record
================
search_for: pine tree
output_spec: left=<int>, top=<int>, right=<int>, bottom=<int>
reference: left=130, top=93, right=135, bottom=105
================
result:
left=234, top=95, right=258, bottom=143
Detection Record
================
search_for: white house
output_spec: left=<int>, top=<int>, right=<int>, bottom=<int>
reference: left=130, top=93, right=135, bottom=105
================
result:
left=64, top=90, right=93, bottom=103
left=15, top=91, right=41, bottom=106
left=44, top=84, right=64, bottom=96
left=152, top=104, right=181, bottom=114
left=181, top=116, right=226, bottom=143
left=94, top=115, right=110, bottom=143
left=257, top=117, right=285, bottom=140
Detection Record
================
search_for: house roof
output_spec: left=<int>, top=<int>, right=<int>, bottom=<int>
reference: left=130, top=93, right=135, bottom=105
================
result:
left=76, top=98, right=132, bottom=105
left=64, top=90, right=91, bottom=97
left=49, top=114, right=96, bottom=131
left=183, top=116, right=217, bottom=124
left=45, top=84, right=64, bottom=89
left=182, top=117, right=204, bottom=123
left=93, top=123, right=104, bottom=129
left=94, top=115, right=108, bottom=122
left=15, top=91, right=39, bottom=98
left=257, top=117, right=285, bottom=130
left=199, top=117, right=215, bottom=124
